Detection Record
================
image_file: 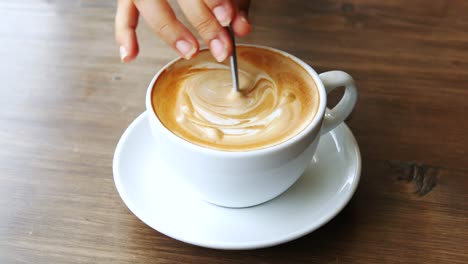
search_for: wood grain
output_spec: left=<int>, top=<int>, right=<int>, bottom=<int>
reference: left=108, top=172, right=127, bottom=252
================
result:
left=0, top=0, right=467, bottom=263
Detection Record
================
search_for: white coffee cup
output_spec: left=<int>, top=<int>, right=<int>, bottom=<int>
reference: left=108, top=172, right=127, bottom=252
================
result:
left=146, top=45, right=357, bottom=208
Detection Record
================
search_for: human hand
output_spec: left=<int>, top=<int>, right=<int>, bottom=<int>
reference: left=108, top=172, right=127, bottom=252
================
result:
left=115, top=0, right=251, bottom=63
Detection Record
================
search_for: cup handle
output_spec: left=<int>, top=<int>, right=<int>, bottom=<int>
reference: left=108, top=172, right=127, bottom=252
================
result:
left=319, top=70, right=358, bottom=135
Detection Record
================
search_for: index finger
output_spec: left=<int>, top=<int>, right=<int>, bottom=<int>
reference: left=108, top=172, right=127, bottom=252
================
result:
left=134, top=0, right=199, bottom=59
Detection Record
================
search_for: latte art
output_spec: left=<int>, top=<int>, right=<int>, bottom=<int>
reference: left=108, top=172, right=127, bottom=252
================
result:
left=152, top=46, right=319, bottom=151
left=175, top=63, right=302, bottom=146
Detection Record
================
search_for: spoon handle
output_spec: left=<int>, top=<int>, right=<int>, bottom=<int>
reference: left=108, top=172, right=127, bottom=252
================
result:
left=227, top=26, right=240, bottom=92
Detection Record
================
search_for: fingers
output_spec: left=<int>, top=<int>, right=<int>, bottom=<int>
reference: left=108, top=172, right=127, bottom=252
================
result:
left=134, top=0, right=199, bottom=60
left=115, top=0, right=140, bottom=63
left=178, top=0, right=233, bottom=62
left=115, top=0, right=252, bottom=63
left=232, top=0, right=251, bottom=37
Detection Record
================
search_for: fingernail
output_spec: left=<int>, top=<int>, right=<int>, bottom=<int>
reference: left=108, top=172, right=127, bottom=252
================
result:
left=210, top=38, right=227, bottom=62
left=176, top=40, right=196, bottom=59
left=213, top=6, right=230, bottom=27
left=119, top=46, right=128, bottom=63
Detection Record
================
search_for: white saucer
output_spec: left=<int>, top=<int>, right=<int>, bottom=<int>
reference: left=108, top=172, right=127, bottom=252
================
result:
left=113, top=112, right=361, bottom=250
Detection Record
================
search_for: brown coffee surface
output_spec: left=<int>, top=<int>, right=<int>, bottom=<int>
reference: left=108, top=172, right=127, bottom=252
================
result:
left=152, top=46, right=319, bottom=151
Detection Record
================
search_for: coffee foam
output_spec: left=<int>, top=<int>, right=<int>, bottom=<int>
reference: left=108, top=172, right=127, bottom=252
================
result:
left=152, top=46, right=319, bottom=151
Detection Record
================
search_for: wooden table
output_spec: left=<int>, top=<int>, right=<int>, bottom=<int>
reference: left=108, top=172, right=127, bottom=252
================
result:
left=1, top=0, right=467, bottom=263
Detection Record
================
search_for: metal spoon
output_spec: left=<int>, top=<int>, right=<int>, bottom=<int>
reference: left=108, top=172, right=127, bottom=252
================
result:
left=227, top=26, right=240, bottom=92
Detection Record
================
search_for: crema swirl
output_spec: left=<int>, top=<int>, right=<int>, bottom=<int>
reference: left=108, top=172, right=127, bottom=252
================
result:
left=152, top=46, right=319, bottom=151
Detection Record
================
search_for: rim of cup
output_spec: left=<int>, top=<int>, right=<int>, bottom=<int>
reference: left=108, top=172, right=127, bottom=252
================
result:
left=146, top=44, right=327, bottom=157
